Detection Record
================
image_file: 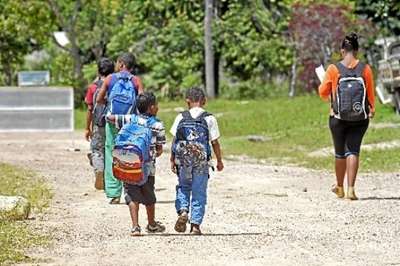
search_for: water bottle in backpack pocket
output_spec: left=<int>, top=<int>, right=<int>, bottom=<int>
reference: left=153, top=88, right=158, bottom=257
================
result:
left=108, top=72, right=137, bottom=115
left=332, top=62, right=369, bottom=121
left=112, top=116, right=155, bottom=186
left=172, top=111, right=211, bottom=169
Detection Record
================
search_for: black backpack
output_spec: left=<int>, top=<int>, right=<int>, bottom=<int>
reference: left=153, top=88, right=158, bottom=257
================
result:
left=332, top=62, right=369, bottom=121
left=92, top=79, right=107, bottom=127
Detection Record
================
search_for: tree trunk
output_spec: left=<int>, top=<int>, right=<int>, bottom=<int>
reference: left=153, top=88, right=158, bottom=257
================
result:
left=72, top=53, right=85, bottom=106
left=67, top=29, right=86, bottom=106
left=289, top=55, right=297, bottom=97
left=5, top=67, right=13, bottom=86
left=204, top=0, right=215, bottom=98
left=214, top=50, right=220, bottom=97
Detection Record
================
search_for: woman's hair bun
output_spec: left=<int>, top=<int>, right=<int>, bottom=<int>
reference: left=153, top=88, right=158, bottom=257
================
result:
left=342, top=32, right=359, bottom=52
left=347, top=32, right=358, bottom=42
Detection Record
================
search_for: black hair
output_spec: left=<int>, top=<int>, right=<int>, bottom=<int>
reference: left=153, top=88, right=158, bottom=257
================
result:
left=341, top=32, right=359, bottom=52
left=117, top=52, right=136, bottom=71
left=185, top=87, right=206, bottom=102
left=137, top=92, right=157, bottom=114
left=97, top=57, right=114, bottom=77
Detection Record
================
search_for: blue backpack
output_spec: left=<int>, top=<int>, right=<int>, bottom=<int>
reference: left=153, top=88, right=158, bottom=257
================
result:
left=108, top=72, right=137, bottom=115
left=172, top=111, right=211, bottom=168
left=112, top=115, right=156, bottom=186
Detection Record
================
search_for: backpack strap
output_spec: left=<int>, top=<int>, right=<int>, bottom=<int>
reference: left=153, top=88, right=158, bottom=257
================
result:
left=94, top=79, right=103, bottom=88
left=116, top=72, right=130, bottom=80
left=92, top=79, right=104, bottom=109
left=181, top=110, right=192, bottom=120
left=354, top=62, right=366, bottom=77
left=181, top=110, right=211, bottom=120
left=145, top=116, right=158, bottom=127
left=336, top=62, right=366, bottom=78
left=199, top=111, right=211, bottom=120
left=108, top=74, right=117, bottom=95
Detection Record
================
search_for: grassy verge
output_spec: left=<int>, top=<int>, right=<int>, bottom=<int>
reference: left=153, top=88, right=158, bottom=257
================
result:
left=0, top=163, right=52, bottom=265
left=75, top=96, right=400, bottom=172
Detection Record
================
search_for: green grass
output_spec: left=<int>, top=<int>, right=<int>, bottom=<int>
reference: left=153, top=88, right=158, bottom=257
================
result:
left=0, top=163, right=52, bottom=265
left=76, top=96, right=400, bottom=172
left=75, top=108, right=86, bottom=130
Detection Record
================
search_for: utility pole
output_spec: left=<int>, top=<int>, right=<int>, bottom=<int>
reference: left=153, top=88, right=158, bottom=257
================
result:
left=204, top=0, right=215, bottom=98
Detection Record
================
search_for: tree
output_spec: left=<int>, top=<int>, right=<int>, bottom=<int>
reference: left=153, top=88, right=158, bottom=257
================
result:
left=0, top=0, right=50, bottom=85
left=204, top=0, right=216, bottom=98
left=107, top=1, right=205, bottom=97
left=355, top=0, right=400, bottom=35
left=210, top=0, right=292, bottom=98
left=288, top=3, right=354, bottom=92
left=45, top=0, right=123, bottom=104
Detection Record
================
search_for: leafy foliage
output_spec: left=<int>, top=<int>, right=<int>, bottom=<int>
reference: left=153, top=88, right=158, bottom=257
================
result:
left=107, top=1, right=204, bottom=97
left=218, top=0, right=292, bottom=80
left=288, top=3, right=374, bottom=92
left=355, top=0, right=400, bottom=35
left=0, top=0, right=396, bottom=101
left=0, top=0, right=51, bottom=85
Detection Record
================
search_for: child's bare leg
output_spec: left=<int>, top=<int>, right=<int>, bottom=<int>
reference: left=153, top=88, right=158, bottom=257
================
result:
left=145, top=204, right=155, bottom=226
left=128, top=202, right=140, bottom=227
left=145, top=204, right=165, bottom=233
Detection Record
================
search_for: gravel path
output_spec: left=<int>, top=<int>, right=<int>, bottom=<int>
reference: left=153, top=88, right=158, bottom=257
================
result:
left=1, top=132, right=400, bottom=266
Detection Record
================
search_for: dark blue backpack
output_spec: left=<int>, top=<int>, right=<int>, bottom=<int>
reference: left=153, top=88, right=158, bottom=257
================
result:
left=108, top=72, right=137, bottom=115
left=172, top=111, right=211, bottom=168
left=333, top=62, right=369, bottom=121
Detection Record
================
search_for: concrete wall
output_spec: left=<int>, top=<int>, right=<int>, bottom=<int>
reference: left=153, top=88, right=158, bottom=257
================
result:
left=0, top=87, right=74, bottom=132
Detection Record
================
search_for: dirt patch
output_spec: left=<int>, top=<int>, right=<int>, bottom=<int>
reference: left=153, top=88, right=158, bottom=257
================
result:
left=1, top=132, right=399, bottom=266
left=308, top=140, right=400, bottom=157
left=369, top=122, right=399, bottom=129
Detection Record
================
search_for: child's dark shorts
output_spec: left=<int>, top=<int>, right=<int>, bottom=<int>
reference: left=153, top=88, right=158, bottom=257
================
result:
left=124, top=176, right=156, bottom=206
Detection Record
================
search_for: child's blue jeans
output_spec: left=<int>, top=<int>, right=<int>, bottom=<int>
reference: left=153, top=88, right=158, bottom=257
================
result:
left=175, top=165, right=209, bottom=225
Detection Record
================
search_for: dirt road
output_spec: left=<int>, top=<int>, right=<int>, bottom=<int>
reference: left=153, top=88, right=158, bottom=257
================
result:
left=1, top=132, right=400, bottom=266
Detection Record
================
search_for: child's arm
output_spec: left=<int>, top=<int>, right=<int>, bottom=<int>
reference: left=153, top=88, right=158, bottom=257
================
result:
left=211, top=139, right=224, bottom=171
left=106, top=115, right=132, bottom=129
left=155, top=123, right=166, bottom=158
left=84, top=83, right=97, bottom=141
left=85, top=106, right=93, bottom=141
left=170, top=137, right=177, bottom=173
left=134, top=76, right=144, bottom=94
left=107, top=114, right=116, bottom=123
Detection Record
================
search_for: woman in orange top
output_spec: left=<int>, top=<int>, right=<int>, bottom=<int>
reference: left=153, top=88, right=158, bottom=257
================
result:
left=319, top=33, right=375, bottom=200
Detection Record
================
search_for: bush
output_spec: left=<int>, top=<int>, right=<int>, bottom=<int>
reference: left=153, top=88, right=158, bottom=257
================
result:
left=219, top=79, right=288, bottom=99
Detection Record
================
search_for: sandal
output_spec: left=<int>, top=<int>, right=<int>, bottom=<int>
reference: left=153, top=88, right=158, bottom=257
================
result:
left=146, top=221, right=166, bottom=233
left=331, top=185, right=344, bottom=198
left=109, top=197, right=120, bottom=204
left=131, top=226, right=141, bottom=236
left=190, top=224, right=202, bottom=235
left=174, top=211, right=188, bottom=233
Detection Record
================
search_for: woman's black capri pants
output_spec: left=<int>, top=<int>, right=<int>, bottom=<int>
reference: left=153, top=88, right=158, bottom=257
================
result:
left=329, top=116, right=369, bottom=159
